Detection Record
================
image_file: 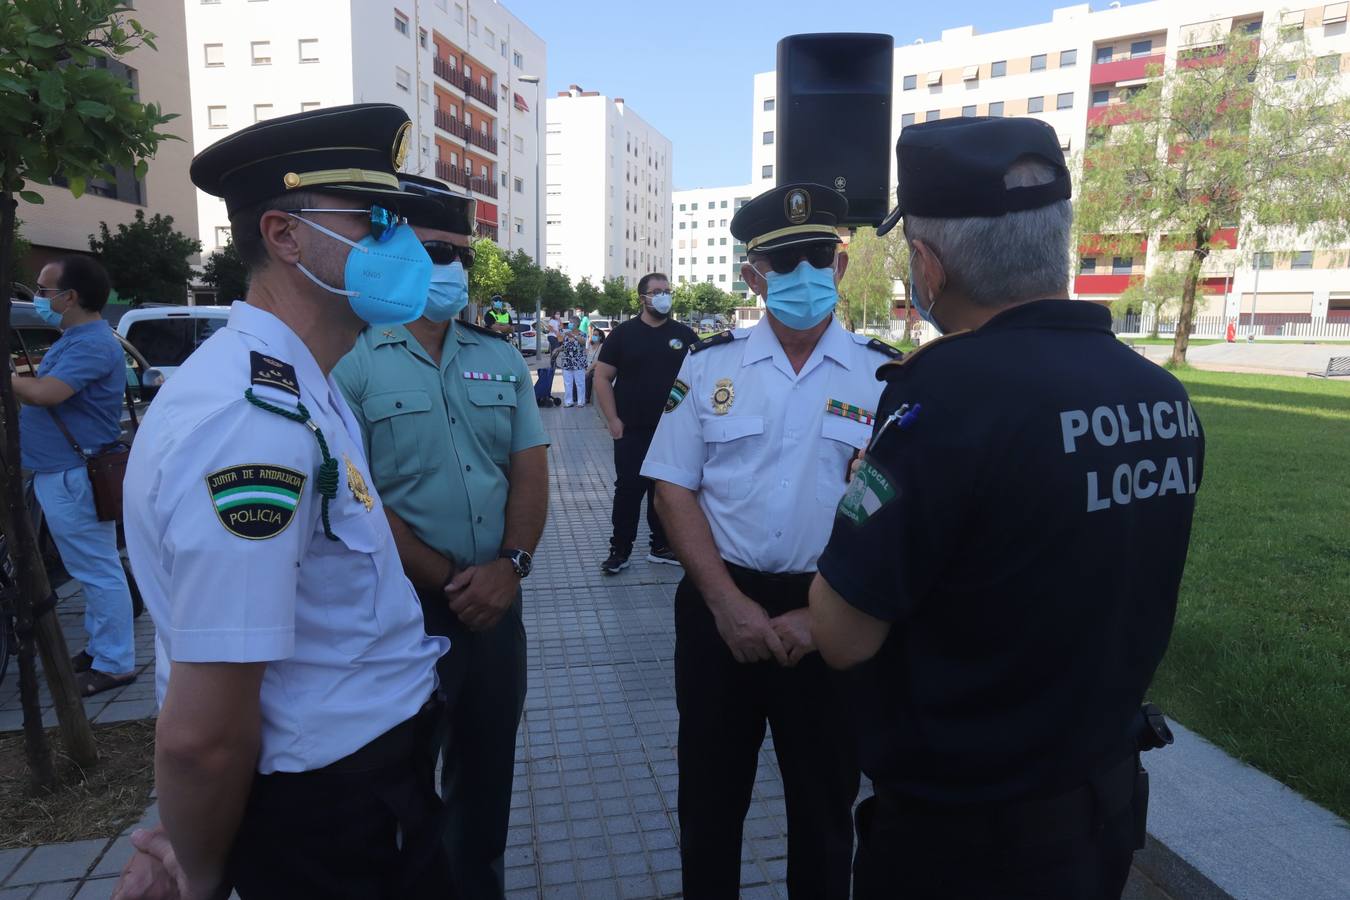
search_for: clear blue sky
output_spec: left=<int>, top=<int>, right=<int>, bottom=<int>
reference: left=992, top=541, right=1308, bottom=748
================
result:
left=506, top=0, right=1143, bottom=191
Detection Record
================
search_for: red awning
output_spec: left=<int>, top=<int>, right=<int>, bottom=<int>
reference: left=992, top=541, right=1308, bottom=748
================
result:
left=513, top=92, right=529, bottom=112
left=475, top=200, right=498, bottom=224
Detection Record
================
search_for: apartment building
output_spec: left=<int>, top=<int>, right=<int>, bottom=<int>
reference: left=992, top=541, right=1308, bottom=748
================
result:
left=545, top=87, right=672, bottom=289
left=751, top=0, right=1350, bottom=325
left=184, top=0, right=547, bottom=267
left=15, top=2, right=198, bottom=289
left=671, top=185, right=756, bottom=299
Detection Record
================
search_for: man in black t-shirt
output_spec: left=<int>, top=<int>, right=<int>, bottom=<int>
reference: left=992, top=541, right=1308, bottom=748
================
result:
left=593, top=272, right=698, bottom=574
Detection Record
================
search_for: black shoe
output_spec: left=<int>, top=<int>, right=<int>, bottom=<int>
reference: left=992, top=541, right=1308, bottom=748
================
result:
left=646, top=547, right=683, bottom=567
left=71, top=650, right=94, bottom=673
left=601, top=551, right=630, bottom=575
left=552, top=397, right=562, bottom=406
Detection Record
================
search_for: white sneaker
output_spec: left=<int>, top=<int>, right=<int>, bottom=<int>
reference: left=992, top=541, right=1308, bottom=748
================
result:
left=563, top=402, right=574, bottom=407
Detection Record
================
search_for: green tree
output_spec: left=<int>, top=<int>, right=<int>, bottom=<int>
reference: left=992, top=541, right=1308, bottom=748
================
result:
left=689, top=282, right=735, bottom=319
left=506, top=249, right=544, bottom=314
left=200, top=237, right=250, bottom=303
left=671, top=282, right=698, bottom=321
left=574, top=276, right=602, bottom=314
left=0, top=0, right=178, bottom=787
left=88, top=209, right=199, bottom=303
left=597, top=276, right=635, bottom=317
left=1111, top=266, right=1189, bottom=337
left=539, top=267, right=573, bottom=312
left=1076, top=24, right=1350, bottom=365
left=468, top=237, right=513, bottom=305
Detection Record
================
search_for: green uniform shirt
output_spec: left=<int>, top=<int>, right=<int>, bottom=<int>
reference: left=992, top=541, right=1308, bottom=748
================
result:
left=334, top=321, right=549, bottom=568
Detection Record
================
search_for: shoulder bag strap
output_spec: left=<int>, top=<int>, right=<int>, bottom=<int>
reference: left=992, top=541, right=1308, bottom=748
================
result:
left=47, top=408, right=87, bottom=459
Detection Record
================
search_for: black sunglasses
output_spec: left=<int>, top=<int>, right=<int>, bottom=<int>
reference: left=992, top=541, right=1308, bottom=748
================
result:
left=760, top=242, right=838, bottom=275
left=422, top=241, right=476, bottom=269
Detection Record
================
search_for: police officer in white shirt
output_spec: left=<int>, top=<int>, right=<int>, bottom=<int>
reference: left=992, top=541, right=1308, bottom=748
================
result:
left=642, top=183, right=900, bottom=899
left=113, top=104, right=451, bottom=900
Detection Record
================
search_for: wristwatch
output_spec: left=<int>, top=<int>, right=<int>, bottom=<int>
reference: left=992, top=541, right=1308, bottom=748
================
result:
left=500, top=548, right=533, bottom=579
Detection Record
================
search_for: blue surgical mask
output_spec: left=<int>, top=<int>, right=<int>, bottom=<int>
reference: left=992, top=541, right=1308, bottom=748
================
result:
left=910, top=274, right=943, bottom=334
left=763, top=260, right=838, bottom=331
left=290, top=214, right=431, bottom=325
left=425, top=261, right=469, bottom=322
left=33, top=295, right=65, bottom=327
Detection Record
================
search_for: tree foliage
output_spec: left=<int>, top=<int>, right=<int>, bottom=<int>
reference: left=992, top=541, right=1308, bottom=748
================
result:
left=539, top=267, right=573, bottom=311
left=468, top=237, right=513, bottom=304
left=88, top=210, right=199, bottom=303
left=1076, top=24, right=1350, bottom=363
left=597, top=276, right=636, bottom=317
left=506, top=249, right=544, bottom=312
left=840, top=228, right=909, bottom=333
left=574, top=276, right=602, bottom=314
left=200, top=237, right=249, bottom=303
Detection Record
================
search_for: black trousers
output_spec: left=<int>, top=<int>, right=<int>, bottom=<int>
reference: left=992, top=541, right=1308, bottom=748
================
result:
left=421, top=586, right=528, bottom=900
left=674, top=569, right=859, bottom=900
left=853, top=762, right=1141, bottom=900
left=226, top=703, right=451, bottom=900
left=610, top=427, right=666, bottom=555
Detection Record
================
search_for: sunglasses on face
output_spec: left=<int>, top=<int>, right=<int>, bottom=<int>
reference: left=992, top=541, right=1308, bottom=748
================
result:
left=294, top=205, right=402, bottom=242
left=758, top=242, right=838, bottom=275
left=421, top=241, right=476, bottom=268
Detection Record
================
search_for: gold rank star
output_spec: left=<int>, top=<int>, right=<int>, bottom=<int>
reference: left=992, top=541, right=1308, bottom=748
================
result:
left=344, top=454, right=374, bottom=511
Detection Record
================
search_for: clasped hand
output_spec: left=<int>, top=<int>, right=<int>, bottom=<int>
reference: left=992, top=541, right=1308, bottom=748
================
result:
left=710, top=595, right=816, bottom=667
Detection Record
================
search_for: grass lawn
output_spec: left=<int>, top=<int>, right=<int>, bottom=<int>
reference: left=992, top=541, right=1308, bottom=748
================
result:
left=1150, top=369, right=1350, bottom=819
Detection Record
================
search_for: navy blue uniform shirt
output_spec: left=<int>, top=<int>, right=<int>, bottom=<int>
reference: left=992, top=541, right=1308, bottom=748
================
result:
left=817, top=299, right=1204, bottom=805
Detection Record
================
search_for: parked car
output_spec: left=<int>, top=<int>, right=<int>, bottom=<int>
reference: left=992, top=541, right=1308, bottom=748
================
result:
left=590, top=318, right=616, bottom=334
left=512, top=321, right=538, bottom=357
left=117, top=305, right=230, bottom=382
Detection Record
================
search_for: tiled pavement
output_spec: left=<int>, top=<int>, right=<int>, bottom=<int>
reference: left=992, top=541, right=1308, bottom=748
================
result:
left=1, top=401, right=1168, bottom=899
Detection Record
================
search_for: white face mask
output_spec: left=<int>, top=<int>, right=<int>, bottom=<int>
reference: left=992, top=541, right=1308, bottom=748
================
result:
left=649, top=292, right=673, bottom=315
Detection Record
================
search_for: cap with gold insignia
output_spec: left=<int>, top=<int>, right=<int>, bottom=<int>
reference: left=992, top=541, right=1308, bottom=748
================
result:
left=190, top=103, right=424, bottom=215
left=398, top=173, right=477, bottom=236
left=875, top=116, right=1071, bottom=236
left=729, top=183, right=847, bottom=253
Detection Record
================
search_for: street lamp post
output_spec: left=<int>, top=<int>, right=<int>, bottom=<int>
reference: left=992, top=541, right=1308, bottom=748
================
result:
left=519, top=75, right=543, bottom=324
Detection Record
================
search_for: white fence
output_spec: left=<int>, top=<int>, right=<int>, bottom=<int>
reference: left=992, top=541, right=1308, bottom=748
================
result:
left=1113, top=313, right=1350, bottom=340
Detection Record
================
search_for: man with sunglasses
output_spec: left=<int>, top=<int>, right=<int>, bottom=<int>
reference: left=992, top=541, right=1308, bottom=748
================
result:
left=641, top=183, right=899, bottom=899
left=114, top=104, right=452, bottom=900
left=334, top=173, right=548, bottom=900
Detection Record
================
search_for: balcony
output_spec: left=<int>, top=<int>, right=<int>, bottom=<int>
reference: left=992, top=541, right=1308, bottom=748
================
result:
left=462, top=75, right=498, bottom=111
left=464, top=126, right=496, bottom=154
left=434, top=108, right=458, bottom=134
left=433, top=57, right=462, bottom=91
left=435, top=111, right=497, bottom=156
left=469, top=175, right=498, bottom=198
left=1090, top=53, right=1165, bottom=86
left=1074, top=273, right=1141, bottom=295
left=477, top=221, right=499, bottom=242
left=434, top=160, right=470, bottom=190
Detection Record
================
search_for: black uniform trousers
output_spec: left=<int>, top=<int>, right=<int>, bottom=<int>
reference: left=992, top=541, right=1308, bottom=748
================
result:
left=226, top=700, right=451, bottom=900
left=853, top=754, right=1142, bottom=900
left=421, top=586, right=528, bottom=900
left=674, top=567, right=859, bottom=900
left=610, top=427, right=667, bottom=555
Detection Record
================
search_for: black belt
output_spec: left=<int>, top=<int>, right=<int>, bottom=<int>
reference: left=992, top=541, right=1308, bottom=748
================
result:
left=725, top=562, right=815, bottom=585
left=318, top=696, right=440, bottom=775
left=871, top=753, right=1139, bottom=847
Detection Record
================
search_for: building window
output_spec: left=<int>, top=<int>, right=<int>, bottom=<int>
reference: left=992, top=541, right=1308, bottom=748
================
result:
left=469, top=15, right=478, bottom=35
left=301, top=101, right=320, bottom=111
left=706, top=256, right=714, bottom=264
left=253, top=103, right=273, bottom=122
left=215, top=226, right=232, bottom=247
left=394, top=11, right=409, bottom=36
left=962, top=105, right=977, bottom=117
left=395, top=66, right=411, bottom=92
left=991, top=60, right=1007, bottom=77
left=500, top=171, right=507, bottom=187
left=1254, top=252, right=1274, bottom=269
left=513, top=134, right=524, bottom=152
left=762, top=164, right=773, bottom=179
left=763, top=98, right=775, bottom=111
left=925, top=109, right=940, bottom=122
left=719, top=274, right=727, bottom=282
left=1095, top=46, right=1113, bottom=64
left=1031, top=54, right=1047, bottom=72
left=762, top=130, right=774, bottom=144
left=484, top=27, right=495, bottom=47
left=987, top=102, right=1004, bottom=117
left=678, top=222, right=686, bottom=230
left=720, top=200, right=728, bottom=208
left=1130, top=39, right=1152, bottom=58
left=514, top=177, right=524, bottom=193
left=515, top=218, right=524, bottom=234
left=1079, top=257, right=1096, bottom=274
left=454, top=3, right=464, bottom=23
left=204, top=43, right=224, bottom=67
left=418, top=81, right=430, bottom=104
left=1316, top=54, right=1341, bottom=77
left=903, top=74, right=917, bottom=90
left=719, top=237, right=727, bottom=245
left=514, top=51, right=524, bottom=68
left=298, top=38, right=319, bottom=62
left=1092, top=89, right=1110, bottom=106
left=1057, top=92, right=1074, bottom=109
left=719, top=220, right=726, bottom=227
left=1112, top=256, right=1133, bottom=274
left=1292, top=250, right=1313, bottom=269
left=901, top=112, right=915, bottom=127
left=1061, top=48, right=1077, bottom=67
left=207, top=105, right=227, bottom=128
left=679, top=203, right=686, bottom=211
left=1028, top=96, right=1045, bottom=113
left=251, top=40, right=271, bottom=65
left=707, top=220, right=714, bottom=227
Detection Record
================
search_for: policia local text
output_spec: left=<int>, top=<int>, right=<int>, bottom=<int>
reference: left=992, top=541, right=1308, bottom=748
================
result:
left=1059, top=401, right=1201, bottom=512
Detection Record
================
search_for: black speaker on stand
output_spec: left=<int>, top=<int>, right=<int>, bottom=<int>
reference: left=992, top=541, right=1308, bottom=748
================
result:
left=776, top=33, right=894, bottom=227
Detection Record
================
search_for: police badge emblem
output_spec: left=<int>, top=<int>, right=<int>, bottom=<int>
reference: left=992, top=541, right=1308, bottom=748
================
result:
left=206, top=464, right=306, bottom=540
left=785, top=188, right=811, bottom=225
left=344, top=454, right=375, bottom=512
left=392, top=121, right=412, bottom=169
left=711, top=378, right=735, bottom=415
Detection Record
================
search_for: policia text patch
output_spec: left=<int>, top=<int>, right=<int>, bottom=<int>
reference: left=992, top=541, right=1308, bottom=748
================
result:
left=206, top=464, right=307, bottom=539
left=836, top=457, right=896, bottom=525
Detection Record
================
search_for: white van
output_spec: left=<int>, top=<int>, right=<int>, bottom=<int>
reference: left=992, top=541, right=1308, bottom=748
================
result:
left=117, top=305, right=231, bottom=381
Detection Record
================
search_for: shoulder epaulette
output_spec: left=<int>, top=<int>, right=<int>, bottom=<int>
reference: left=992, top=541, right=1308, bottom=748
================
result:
left=249, top=351, right=300, bottom=398
left=689, top=330, right=736, bottom=354
left=461, top=319, right=510, bottom=340
left=860, top=336, right=904, bottom=361
left=876, top=329, right=974, bottom=378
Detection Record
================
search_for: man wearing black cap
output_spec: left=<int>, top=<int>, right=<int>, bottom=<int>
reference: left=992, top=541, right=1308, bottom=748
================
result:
left=115, top=104, right=452, bottom=899
left=809, top=117, right=1204, bottom=898
left=642, top=183, right=898, bottom=899
left=335, top=173, right=549, bottom=900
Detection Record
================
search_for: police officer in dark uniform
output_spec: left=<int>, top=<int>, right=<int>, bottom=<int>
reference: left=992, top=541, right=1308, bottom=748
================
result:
left=808, top=117, right=1205, bottom=899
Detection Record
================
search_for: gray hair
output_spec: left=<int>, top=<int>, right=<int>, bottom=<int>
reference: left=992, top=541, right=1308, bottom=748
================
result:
left=905, top=156, right=1073, bottom=307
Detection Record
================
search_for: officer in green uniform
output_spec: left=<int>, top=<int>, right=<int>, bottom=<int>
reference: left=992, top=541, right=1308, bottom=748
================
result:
left=334, top=174, right=550, bottom=900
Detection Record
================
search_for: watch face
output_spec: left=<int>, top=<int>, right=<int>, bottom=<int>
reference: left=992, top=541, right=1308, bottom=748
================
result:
left=508, top=549, right=533, bottom=577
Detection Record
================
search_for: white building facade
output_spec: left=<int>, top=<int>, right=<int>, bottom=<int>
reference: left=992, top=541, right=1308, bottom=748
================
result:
left=750, top=0, right=1350, bottom=330
left=671, top=185, right=757, bottom=299
left=184, top=0, right=547, bottom=267
left=545, top=87, right=672, bottom=289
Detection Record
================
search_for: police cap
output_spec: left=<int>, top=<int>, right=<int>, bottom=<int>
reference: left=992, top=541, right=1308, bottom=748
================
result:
left=730, top=183, right=846, bottom=253
left=876, top=117, right=1071, bottom=236
left=398, top=173, right=477, bottom=235
left=191, top=103, right=423, bottom=215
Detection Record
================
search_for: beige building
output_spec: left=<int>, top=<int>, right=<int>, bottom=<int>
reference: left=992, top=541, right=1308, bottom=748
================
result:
left=15, top=2, right=198, bottom=297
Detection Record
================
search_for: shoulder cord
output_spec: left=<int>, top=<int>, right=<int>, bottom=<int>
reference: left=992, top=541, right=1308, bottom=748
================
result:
left=244, top=388, right=339, bottom=541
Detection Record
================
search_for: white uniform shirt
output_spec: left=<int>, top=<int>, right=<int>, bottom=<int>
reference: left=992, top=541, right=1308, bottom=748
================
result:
left=124, top=302, right=447, bottom=774
left=642, top=318, right=891, bottom=573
